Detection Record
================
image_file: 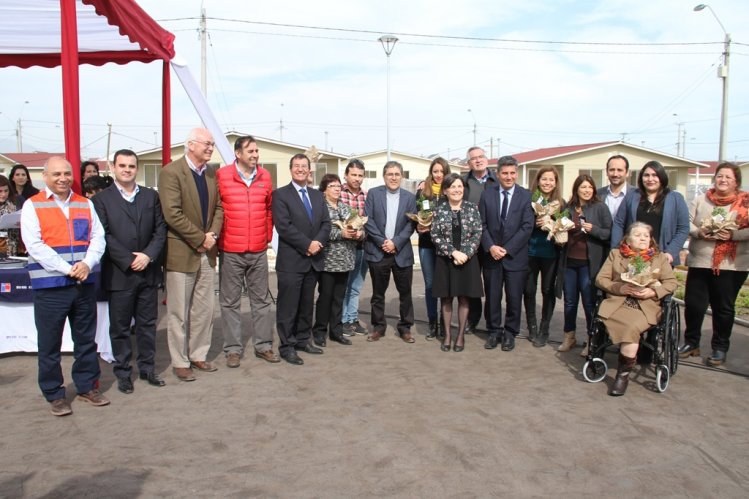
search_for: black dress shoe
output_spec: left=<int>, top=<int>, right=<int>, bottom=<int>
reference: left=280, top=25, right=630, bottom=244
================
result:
left=441, top=342, right=451, bottom=352
left=281, top=352, right=304, bottom=365
left=296, top=343, right=324, bottom=354
left=484, top=334, right=499, bottom=350
left=313, top=336, right=327, bottom=347
left=330, top=335, right=352, bottom=346
left=677, top=343, right=700, bottom=358
left=464, top=322, right=477, bottom=335
left=117, top=377, right=134, bottom=394
left=706, top=349, right=727, bottom=366
left=501, top=333, right=515, bottom=352
left=139, top=371, right=166, bottom=387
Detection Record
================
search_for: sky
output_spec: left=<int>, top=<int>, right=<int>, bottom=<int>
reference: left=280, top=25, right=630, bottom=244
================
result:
left=1, top=0, right=748, bottom=165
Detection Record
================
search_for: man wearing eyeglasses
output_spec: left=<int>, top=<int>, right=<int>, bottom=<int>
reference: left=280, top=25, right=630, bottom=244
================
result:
left=158, top=128, right=223, bottom=382
left=92, top=149, right=167, bottom=393
left=462, top=146, right=497, bottom=336
left=364, top=161, right=417, bottom=343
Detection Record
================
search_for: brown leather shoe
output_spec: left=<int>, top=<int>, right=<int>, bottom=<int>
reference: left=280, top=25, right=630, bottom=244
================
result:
left=76, top=389, right=110, bottom=407
left=50, top=398, right=73, bottom=416
left=254, top=350, right=280, bottom=363
left=367, top=330, right=384, bottom=342
left=400, top=331, right=415, bottom=343
left=226, top=353, right=241, bottom=368
left=190, top=361, right=218, bottom=372
left=174, top=367, right=196, bottom=381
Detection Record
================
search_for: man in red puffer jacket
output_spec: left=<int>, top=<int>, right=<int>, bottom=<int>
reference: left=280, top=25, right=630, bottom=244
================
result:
left=217, top=136, right=278, bottom=368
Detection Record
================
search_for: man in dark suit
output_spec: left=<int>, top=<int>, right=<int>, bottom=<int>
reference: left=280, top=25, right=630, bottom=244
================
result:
left=93, top=149, right=167, bottom=394
left=479, top=155, right=534, bottom=352
left=272, top=153, right=331, bottom=365
left=363, top=161, right=417, bottom=343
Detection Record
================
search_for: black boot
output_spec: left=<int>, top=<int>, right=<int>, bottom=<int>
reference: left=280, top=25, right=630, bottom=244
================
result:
left=426, top=320, right=437, bottom=341
left=437, top=313, right=446, bottom=341
left=534, top=320, right=550, bottom=347
left=609, top=353, right=636, bottom=396
left=526, top=313, right=538, bottom=343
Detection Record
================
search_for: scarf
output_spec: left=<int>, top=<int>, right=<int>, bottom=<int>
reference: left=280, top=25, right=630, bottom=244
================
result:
left=431, top=183, right=441, bottom=198
left=619, top=241, right=655, bottom=261
left=705, top=188, right=749, bottom=274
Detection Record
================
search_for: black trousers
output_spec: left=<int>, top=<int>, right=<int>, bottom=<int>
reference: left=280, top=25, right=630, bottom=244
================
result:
left=368, top=255, right=414, bottom=334
left=35, top=284, right=100, bottom=401
left=523, top=255, right=558, bottom=327
left=312, top=271, right=349, bottom=340
left=108, top=280, right=158, bottom=379
left=683, top=267, right=748, bottom=352
left=467, top=251, right=487, bottom=326
left=276, top=269, right=318, bottom=356
left=483, top=263, right=526, bottom=337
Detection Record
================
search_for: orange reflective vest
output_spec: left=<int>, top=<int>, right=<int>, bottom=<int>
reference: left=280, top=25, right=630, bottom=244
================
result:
left=27, top=191, right=93, bottom=289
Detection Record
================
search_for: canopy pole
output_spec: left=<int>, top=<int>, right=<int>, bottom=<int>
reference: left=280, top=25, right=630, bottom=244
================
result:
left=60, top=0, right=81, bottom=192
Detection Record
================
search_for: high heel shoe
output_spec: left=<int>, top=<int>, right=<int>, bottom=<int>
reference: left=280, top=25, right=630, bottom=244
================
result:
left=453, top=343, right=464, bottom=353
left=441, top=341, right=451, bottom=352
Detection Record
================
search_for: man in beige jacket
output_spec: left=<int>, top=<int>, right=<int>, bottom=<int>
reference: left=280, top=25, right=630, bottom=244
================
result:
left=158, top=128, right=223, bottom=381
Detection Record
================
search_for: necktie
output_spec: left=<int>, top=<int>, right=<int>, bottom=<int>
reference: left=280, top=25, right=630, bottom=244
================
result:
left=300, top=188, right=313, bottom=221
left=500, top=190, right=509, bottom=220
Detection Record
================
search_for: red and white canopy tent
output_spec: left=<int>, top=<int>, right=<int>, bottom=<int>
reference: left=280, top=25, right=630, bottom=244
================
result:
left=0, top=0, right=231, bottom=193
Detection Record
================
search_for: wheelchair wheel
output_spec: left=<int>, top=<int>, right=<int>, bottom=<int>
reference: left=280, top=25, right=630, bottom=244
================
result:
left=667, top=303, right=681, bottom=376
left=656, top=365, right=670, bottom=393
left=582, top=358, right=607, bottom=383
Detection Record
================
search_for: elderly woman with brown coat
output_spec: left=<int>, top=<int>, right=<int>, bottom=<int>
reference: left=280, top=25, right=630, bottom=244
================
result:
left=595, top=222, right=678, bottom=396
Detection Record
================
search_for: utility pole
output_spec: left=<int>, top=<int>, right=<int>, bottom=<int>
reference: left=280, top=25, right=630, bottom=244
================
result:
left=16, top=118, right=23, bottom=152
left=279, top=103, right=285, bottom=142
left=676, top=121, right=684, bottom=156
left=105, top=123, right=112, bottom=166
left=324, top=131, right=328, bottom=150
left=200, top=6, right=207, bottom=96
left=489, top=137, right=494, bottom=159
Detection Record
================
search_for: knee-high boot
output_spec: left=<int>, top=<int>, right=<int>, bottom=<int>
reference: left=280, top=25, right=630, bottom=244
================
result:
left=609, top=353, right=637, bottom=396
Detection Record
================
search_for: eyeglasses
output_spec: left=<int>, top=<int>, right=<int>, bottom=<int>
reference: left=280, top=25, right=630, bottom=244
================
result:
left=190, top=139, right=215, bottom=148
left=327, top=184, right=342, bottom=189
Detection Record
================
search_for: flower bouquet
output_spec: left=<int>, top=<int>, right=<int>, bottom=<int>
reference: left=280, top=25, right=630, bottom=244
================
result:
left=546, top=209, right=575, bottom=244
left=700, top=206, right=739, bottom=235
left=332, top=207, right=368, bottom=231
left=405, top=210, right=434, bottom=228
left=621, top=255, right=662, bottom=288
left=531, top=189, right=561, bottom=231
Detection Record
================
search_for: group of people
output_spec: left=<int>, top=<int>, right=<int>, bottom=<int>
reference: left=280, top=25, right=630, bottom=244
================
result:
left=12, top=128, right=748, bottom=416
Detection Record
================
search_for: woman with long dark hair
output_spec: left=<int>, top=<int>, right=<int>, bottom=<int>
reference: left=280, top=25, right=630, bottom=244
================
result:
left=416, top=157, right=450, bottom=340
left=0, top=174, right=22, bottom=256
left=557, top=174, right=612, bottom=352
left=680, top=163, right=749, bottom=366
left=523, top=166, right=565, bottom=347
left=611, top=160, right=689, bottom=265
left=9, top=164, right=39, bottom=199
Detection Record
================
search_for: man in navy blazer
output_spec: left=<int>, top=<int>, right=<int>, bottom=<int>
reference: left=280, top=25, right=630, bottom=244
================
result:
left=363, top=161, right=417, bottom=343
left=272, top=154, right=331, bottom=365
left=92, top=149, right=167, bottom=393
left=479, top=156, right=534, bottom=352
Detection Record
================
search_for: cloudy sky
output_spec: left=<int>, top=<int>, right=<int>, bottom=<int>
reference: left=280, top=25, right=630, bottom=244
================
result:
left=1, top=0, right=747, bottom=164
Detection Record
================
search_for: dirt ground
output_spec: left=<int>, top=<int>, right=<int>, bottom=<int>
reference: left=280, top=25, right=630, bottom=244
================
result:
left=1, top=272, right=748, bottom=498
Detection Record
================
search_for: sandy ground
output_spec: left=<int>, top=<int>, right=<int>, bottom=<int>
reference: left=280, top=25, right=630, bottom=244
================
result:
left=1, top=271, right=748, bottom=498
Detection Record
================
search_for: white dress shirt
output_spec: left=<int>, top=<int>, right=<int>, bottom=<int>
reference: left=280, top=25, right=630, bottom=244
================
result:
left=21, top=187, right=106, bottom=276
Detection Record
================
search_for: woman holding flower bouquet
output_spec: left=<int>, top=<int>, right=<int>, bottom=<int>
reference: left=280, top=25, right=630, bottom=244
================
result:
left=557, top=175, right=612, bottom=353
left=416, top=157, right=450, bottom=340
left=595, top=222, right=678, bottom=395
left=523, top=167, right=565, bottom=347
left=679, top=163, right=749, bottom=366
left=431, top=174, right=483, bottom=352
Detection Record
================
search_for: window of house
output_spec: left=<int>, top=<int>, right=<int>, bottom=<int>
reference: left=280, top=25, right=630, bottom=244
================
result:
left=144, top=164, right=160, bottom=188
left=578, top=169, right=604, bottom=189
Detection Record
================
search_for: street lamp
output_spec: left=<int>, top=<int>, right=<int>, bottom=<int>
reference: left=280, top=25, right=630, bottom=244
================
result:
left=379, top=35, right=398, bottom=162
left=694, top=3, right=731, bottom=162
left=16, top=100, right=29, bottom=153
left=467, top=108, right=477, bottom=146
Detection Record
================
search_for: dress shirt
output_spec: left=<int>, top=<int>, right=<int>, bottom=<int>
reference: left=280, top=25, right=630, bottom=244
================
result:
left=235, top=163, right=257, bottom=187
left=185, top=155, right=207, bottom=176
left=114, top=180, right=140, bottom=203
left=500, top=184, right=516, bottom=215
left=21, top=187, right=106, bottom=276
left=385, top=188, right=400, bottom=240
left=604, top=184, right=628, bottom=218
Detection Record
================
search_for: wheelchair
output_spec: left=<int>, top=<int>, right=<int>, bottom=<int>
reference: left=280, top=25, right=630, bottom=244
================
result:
left=582, top=291, right=681, bottom=393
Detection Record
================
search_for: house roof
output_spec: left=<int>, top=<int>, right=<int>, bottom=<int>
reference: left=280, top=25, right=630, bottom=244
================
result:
left=0, top=152, right=104, bottom=169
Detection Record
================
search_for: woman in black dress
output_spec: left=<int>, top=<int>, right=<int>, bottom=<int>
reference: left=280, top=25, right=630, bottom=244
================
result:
left=431, top=173, right=483, bottom=352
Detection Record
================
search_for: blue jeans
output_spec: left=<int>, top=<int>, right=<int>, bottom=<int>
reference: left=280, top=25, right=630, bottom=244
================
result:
left=419, top=246, right=438, bottom=322
left=342, top=248, right=368, bottom=323
left=563, top=263, right=594, bottom=333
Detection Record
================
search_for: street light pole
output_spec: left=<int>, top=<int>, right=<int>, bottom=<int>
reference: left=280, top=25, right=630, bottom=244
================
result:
left=379, top=35, right=398, bottom=162
left=694, top=4, right=731, bottom=162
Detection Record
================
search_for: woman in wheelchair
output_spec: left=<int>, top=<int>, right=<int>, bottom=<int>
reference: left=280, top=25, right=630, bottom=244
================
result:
left=595, top=222, right=678, bottom=396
